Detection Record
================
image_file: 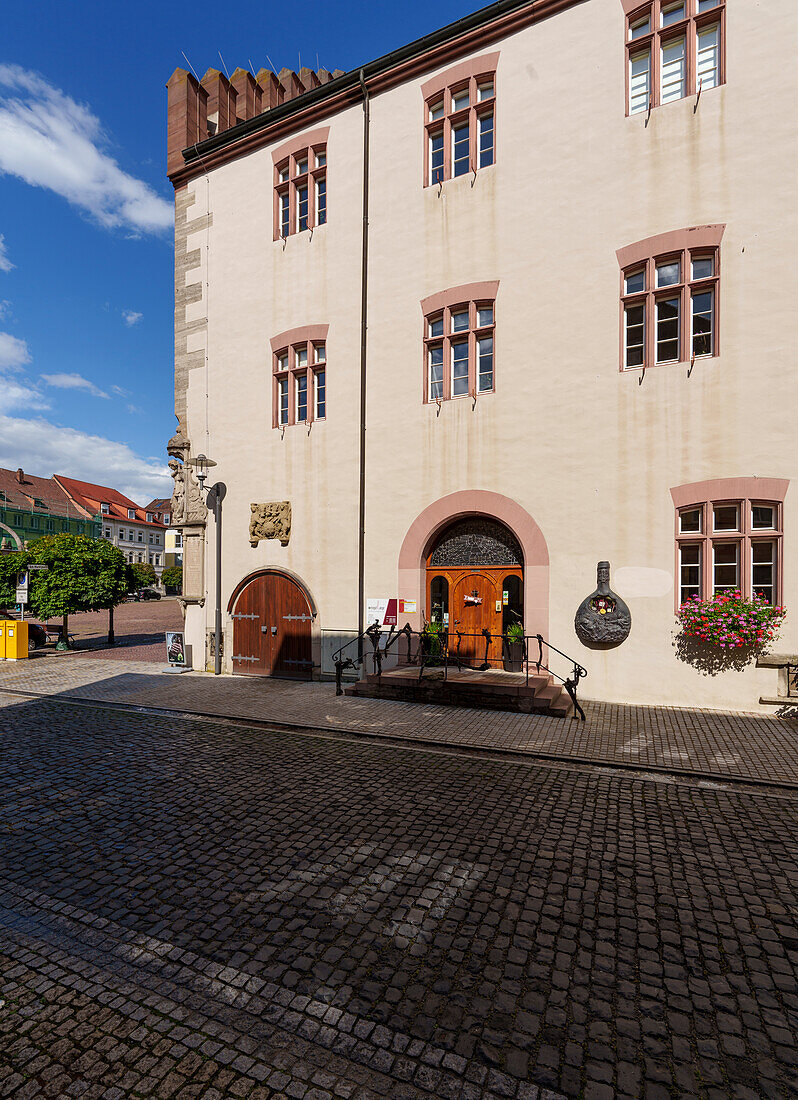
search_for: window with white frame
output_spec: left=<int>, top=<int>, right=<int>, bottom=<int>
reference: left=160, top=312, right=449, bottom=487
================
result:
left=625, top=0, right=725, bottom=116
left=274, top=338, right=327, bottom=427
left=423, top=297, right=495, bottom=403
left=621, top=240, right=719, bottom=370
left=425, top=71, right=495, bottom=186
left=675, top=497, right=783, bottom=607
left=274, top=142, right=327, bottom=239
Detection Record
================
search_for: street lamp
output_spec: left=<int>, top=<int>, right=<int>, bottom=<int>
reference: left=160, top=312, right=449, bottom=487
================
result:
left=185, top=454, right=226, bottom=675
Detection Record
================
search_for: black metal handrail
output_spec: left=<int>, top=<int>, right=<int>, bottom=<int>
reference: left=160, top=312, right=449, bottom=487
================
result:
left=332, top=622, right=587, bottom=719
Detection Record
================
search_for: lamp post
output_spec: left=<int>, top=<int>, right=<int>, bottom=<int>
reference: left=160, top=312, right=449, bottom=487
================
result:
left=186, top=454, right=226, bottom=675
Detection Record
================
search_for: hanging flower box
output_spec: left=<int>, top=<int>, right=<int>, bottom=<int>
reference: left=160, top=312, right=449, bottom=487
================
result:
left=677, top=592, right=785, bottom=650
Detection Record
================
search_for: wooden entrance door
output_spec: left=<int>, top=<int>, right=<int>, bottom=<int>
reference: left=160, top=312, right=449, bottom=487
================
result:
left=231, top=572, right=313, bottom=678
left=451, top=570, right=502, bottom=664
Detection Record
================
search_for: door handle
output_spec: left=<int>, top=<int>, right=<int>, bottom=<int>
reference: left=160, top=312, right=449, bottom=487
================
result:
left=271, top=627, right=277, bottom=636
left=261, top=626, right=270, bottom=634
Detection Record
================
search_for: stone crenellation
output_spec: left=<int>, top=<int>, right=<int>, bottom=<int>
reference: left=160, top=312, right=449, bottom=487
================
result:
left=166, top=64, right=345, bottom=177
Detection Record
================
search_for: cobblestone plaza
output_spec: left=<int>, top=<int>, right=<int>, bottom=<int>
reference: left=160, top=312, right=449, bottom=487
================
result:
left=1, top=660, right=797, bottom=1097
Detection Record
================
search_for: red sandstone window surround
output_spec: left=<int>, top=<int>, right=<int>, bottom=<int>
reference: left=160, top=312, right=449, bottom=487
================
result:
left=616, top=225, right=725, bottom=372
left=272, top=128, right=329, bottom=240
left=270, top=325, right=329, bottom=428
left=623, top=0, right=725, bottom=116
left=421, top=53, right=499, bottom=187
left=421, top=282, right=499, bottom=404
left=671, top=479, right=789, bottom=610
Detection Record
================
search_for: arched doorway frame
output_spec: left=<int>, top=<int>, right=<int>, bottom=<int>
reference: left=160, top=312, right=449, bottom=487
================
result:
left=226, top=568, right=320, bottom=678
left=398, top=491, right=550, bottom=639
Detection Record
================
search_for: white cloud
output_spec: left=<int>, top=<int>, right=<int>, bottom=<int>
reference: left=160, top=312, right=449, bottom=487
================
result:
left=0, top=300, right=12, bottom=321
left=122, top=309, right=142, bottom=326
left=0, top=65, right=173, bottom=235
left=0, top=414, right=172, bottom=502
left=41, top=372, right=109, bottom=399
left=0, top=234, right=12, bottom=272
left=110, top=384, right=130, bottom=398
left=0, top=376, right=49, bottom=412
left=0, top=330, right=30, bottom=369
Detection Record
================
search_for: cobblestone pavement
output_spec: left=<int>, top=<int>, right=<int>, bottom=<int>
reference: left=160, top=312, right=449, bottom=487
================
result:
left=1, top=694, right=797, bottom=1099
left=26, top=600, right=183, bottom=663
left=0, top=655, right=797, bottom=786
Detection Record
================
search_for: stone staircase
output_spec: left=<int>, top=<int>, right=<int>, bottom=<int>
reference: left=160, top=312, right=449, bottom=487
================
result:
left=345, top=664, right=575, bottom=717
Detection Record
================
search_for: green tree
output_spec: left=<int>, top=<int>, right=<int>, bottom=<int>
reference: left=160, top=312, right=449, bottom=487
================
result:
left=0, top=549, right=30, bottom=608
left=129, top=562, right=157, bottom=590
left=27, top=534, right=128, bottom=645
left=161, top=565, right=182, bottom=592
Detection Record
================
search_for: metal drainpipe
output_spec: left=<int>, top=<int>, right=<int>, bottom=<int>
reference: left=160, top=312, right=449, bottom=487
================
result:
left=357, top=69, right=370, bottom=647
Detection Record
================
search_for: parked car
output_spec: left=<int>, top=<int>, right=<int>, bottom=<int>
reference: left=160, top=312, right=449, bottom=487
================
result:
left=0, top=609, right=48, bottom=651
left=138, top=588, right=162, bottom=601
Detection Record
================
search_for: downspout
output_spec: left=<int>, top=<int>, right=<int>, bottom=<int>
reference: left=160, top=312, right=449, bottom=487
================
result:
left=357, top=68, right=370, bottom=643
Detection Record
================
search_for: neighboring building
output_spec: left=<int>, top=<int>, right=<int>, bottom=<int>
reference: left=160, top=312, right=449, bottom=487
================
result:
left=0, top=467, right=100, bottom=548
left=165, top=0, right=796, bottom=709
left=145, top=498, right=183, bottom=569
left=55, top=476, right=167, bottom=584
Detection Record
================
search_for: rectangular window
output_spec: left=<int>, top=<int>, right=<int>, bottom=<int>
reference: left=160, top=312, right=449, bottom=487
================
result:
left=661, top=37, right=686, bottom=103
left=656, top=297, right=680, bottom=362
left=429, top=345, right=444, bottom=400
left=425, top=65, right=497, bottom=185
left=138, top=531, right=143, bottom=543
left=752, top=543, right=776, bottom=605
left=679, top=507, right=702, bottom=534
left=128, top=530, right=134, bottom=541
left=297, top=185, right=309, bottom=232
left=477, top=336, right=493, bottom=393
left=451, top=340, right=469, bottom=397
left=278, top=378, right=289, bottom=426
left=478, top=111, right=494, bottom=168
left=625, top=303, right=645, bottom=368
left=713, top=504, right=738, bottom=531
left=627, top=2, right=724, bottom=115
left=696, top=23, right=720, bottom=90
left=274, top=143, right=327, bottom=239
left=692, top=289, right=714, bottom=357
left=148, top=532, right=154, bottom=544
left=713, top=542, right=739, bottom=593
left=452, top=122, right=470, bottom=177
left=629, top=50, right=651, bottom=114
left=314, top=342, right=326, bottom=363
left=679, top=544, right=702, bottom=603
left=752, top=505, right=775, bottom=530
left=296, top=374, right=308, bottom=422
left=661, top=2, right=686, bottom=27
left=279, top=191, right=289, bottom=237
left=430, top=131, right=444, bottom=184
left=315, top=369, right=326, bottom=419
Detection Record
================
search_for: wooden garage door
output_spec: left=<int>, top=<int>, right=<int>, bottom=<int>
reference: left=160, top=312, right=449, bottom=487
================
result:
left=231, top=572, right=313, bottom=678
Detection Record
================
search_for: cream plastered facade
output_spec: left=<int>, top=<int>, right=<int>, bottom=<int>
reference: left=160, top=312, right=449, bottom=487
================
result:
left=173, top=0, right=797, bottom=709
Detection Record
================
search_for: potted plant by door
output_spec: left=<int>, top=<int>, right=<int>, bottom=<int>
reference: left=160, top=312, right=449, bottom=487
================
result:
left=503, top=621, right=525, bottom=672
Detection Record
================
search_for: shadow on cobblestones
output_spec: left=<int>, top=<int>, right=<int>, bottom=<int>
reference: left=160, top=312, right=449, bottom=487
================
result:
left=1, top=695, right=797, bottom=1099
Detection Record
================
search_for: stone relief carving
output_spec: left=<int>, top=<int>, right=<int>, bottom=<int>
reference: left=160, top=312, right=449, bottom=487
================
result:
left=249, top=502, right=291, bottom=547
left=169, top=459, right=207, bottom=525
left=574, top=561, right=632, bottom=646
left=167, top=420, right=189, bottom=461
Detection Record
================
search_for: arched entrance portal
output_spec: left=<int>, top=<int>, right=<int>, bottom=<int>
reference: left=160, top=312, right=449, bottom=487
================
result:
left=228, top=570, right=314, bottom=678
left=426, top=517, right=524, bottom=663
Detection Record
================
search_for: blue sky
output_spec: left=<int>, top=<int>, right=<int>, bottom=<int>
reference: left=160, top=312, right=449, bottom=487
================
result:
left=0, top=0, right=479, bottom=502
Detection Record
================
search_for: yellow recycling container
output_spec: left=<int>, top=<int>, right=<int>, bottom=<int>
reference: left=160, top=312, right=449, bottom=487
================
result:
left=0, top=621, right=6, bottom=659
left=4, top=620, right=28, bottom=660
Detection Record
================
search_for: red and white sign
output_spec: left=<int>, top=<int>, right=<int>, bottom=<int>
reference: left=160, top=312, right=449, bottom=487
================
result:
left=366, top=598, right=418, bottom=626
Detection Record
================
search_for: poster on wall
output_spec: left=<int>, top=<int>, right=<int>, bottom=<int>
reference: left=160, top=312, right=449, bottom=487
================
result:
left=366, top=598, right=398, bottom=627
left=166, top=631, right=186, bottom=665
left=366, top=599, right=418, bottom=626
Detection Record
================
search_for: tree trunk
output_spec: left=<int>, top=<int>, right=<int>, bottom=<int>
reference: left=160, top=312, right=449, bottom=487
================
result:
left=56, top=611, right=70, bottom=650
left=108, top=604, right=115, bottom=646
